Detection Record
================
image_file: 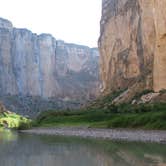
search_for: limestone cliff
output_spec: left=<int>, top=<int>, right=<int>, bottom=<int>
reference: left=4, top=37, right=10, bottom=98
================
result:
left=99, top=0, right=166, bottom=99
left=56, top=41, right=99, bottom=100
left=0, top=18, right=99, bottom=115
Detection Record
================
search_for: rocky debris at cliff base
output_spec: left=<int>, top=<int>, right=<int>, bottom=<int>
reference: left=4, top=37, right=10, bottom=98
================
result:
left=0, top=95, right=88, bottom=117
left=131, top=91, right=166, bottom=105
left=135, top=93, right=160, bottom=104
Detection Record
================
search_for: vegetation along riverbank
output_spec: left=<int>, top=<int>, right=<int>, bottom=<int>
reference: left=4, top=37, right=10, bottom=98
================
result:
left=33, top=92, right=166, bottom=130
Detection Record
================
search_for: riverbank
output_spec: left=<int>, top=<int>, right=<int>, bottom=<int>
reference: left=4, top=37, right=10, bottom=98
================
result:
left=34, top=103, right=166, bottom=130
left=21, top=127, right=166, bottom=143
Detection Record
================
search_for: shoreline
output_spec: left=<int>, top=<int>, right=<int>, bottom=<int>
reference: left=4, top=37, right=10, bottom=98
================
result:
left=21, top=127, right=166, bottom=143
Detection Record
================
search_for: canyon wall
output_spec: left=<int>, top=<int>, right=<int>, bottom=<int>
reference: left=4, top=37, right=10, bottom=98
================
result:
left=99, top=0, right=166, bottom=95
left=0, top=18, right=99, bottom=115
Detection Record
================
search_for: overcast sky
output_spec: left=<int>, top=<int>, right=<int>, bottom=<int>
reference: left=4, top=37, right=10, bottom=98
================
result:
left=0, top=0, right=101, bottom=47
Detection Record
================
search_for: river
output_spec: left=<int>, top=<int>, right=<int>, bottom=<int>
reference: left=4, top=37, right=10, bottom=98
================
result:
left=0, top=130, right=166, bottom=166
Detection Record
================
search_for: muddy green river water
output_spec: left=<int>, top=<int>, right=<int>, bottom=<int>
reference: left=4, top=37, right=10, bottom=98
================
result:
left=0, top=130, right=166, bottom=166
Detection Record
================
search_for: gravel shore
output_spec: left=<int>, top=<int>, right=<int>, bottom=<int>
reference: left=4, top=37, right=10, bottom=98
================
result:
left=21, top=127, right=166, bottom=143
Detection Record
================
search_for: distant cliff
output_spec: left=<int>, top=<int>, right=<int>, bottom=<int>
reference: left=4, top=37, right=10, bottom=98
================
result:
left=0, top=18, right=99, bottom=115
left=99, top=0, right=166, bottom=102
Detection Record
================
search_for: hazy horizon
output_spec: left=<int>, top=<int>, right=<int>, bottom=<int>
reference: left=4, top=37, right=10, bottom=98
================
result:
left=0, top=0, right=101, bottom=47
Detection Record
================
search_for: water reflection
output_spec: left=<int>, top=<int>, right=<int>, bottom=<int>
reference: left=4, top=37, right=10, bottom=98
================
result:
left=0, top=129, right=18, bottom=143
left=0, top=130, right=166, bottom=166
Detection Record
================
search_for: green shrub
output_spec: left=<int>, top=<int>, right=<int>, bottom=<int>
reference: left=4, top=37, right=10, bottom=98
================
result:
left=18, top=121, right=32, bottom=130
left=159, top=89, right=166, bottom=94
left=133, top=89, right=154, bottom=100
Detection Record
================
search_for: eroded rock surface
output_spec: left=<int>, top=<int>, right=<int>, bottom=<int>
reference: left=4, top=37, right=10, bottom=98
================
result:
left=99, top=0, right=166, bottom=96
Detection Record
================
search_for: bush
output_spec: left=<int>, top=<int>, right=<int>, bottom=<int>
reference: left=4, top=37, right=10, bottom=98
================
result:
left=133, top=89, right=154, bottom=100
left=18, top=121, right=32, bottom=130
left=159, top=89, right=166, bottom=94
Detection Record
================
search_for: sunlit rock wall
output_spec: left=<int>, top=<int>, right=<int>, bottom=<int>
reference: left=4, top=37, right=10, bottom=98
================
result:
left=99, top=0, right=166, bottom=94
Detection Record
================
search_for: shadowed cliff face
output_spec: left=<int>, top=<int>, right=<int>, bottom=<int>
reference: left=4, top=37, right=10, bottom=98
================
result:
left=99, top=0, right=166, bottom=94
left=56, top=41, right=99, bottom=100
left=0, top=18, right=99, bottom=114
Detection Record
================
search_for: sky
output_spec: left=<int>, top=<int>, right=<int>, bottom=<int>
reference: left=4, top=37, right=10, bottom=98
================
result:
left=0, top=0, right=101, bottom=47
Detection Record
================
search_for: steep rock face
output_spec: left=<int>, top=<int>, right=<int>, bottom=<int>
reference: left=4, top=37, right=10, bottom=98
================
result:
left=152, top=0, right=166, bottom=92
left=0, top=102, right=8, bottom=113
left=12, top=31, right=57, bottom=97
left=56, top=41, right=99, bottom=100
left=0, top=18, right=99, bottom=114
left=0, top=24, right=59, bottom=98
left=99, top=0, right=166, bottom=95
